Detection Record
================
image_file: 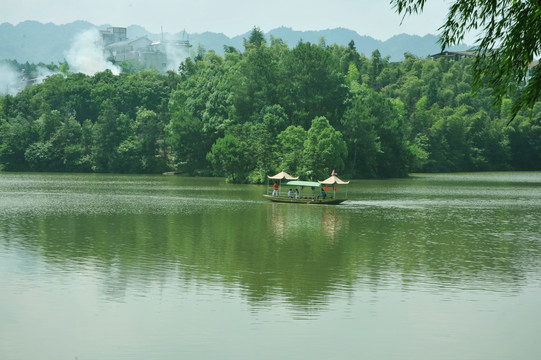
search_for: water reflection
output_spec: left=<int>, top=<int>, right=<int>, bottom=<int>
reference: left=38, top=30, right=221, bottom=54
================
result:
left=1, top=172, right=541, bottom=310
left=3, top=172, right=541, bottom=359
left=267, top=203, right=345, bottom=243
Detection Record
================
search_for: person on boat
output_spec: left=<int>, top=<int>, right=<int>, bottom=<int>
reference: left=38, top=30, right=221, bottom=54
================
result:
left=288, top=189, right=293, bottom=198
left=294, top=189, right=299, bottom=198
left=272, top=182, right=279, bottom=196
left=320, top=188, right=326, bottom=199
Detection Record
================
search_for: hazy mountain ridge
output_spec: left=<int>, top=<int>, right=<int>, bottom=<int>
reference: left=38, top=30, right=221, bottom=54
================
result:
left=0, top=21, right=468, bottom=63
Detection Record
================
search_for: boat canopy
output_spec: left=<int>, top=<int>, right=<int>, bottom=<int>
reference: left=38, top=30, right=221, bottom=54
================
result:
left=318, top=175, right=350, bottom=185
left=285, top=180, right=321, bottom=188
left=267, top=171, right=299, bottom=180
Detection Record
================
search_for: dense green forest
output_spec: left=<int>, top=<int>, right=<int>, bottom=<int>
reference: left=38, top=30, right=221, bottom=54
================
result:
left=1, top=29, right=540, bottom=182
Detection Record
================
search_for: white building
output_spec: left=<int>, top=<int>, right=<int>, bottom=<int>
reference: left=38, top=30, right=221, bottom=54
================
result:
left=101, top=27, right=191, bottom=73
left=104, top=37, right=153, bottom=61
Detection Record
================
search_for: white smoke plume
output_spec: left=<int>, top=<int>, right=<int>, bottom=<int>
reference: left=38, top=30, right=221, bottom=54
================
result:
left=164, top=40, right=189, bottom=72
left=0, top=63, right=23, bottom=95
left=35, top=66, right=57, bottom=83
left=65, top=28, right=121, bottom=76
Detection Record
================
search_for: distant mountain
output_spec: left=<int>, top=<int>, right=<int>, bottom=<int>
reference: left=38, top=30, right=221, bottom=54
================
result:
left=188, top=31, right=239, bottom=53
left=267, top=27, right=381, bottom=52
left=383, top=33, right=442, bottom=58
left=0, top=21, right=469, bottom=64
left=0, top=20, right=95, bottom=63
left=178, top=27, right=468, bottom=61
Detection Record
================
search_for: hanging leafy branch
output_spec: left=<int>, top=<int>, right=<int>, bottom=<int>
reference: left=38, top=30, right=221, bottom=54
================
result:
left=392, top=0, right=541, bottom=121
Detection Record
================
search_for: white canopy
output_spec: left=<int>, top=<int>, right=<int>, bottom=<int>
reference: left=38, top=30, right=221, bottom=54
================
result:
left=267, top=171, right=299, bottom=180
left=318, top=175, right=350, bottom=185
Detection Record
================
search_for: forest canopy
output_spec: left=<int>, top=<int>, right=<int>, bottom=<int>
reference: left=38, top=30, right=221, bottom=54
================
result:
left=392, top=0, right=541, bottom=121
left=1, top=28, right=541, bottom=182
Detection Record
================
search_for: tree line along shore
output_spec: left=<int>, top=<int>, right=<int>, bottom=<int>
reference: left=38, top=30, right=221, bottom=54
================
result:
left=1, top=29, right=540, bottom=183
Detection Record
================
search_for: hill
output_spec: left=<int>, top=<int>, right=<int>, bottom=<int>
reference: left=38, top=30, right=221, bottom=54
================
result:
left=0, top=20, right=96, bottom=63
left=0, top=21, right=469, bottom=64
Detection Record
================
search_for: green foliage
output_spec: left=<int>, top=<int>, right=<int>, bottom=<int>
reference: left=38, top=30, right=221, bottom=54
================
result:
left=135, top=107, right=167, bottom=173
left=392, top=0, right=541, bottom=121
left=2, top=33, right=541, bottom=180
left=506, top=103, right=541, bottom=170
left=244, top=27, right=267, bottom=50
left=279, top=41, right=348, bottom=129
left=303, top=116, right=347, bottom=179
left=0, top=115, right=37, bottom=171
left=117, top=59, right=147, bottom=74
left=207, top=133, right=253, bottom=183
left=232, top=43, right=280, bottom=123
left=276, top=125, right=307, bottom=176
left=341, top=86, right=411, bottom=177
left=25, top=141, right=59, bottom=171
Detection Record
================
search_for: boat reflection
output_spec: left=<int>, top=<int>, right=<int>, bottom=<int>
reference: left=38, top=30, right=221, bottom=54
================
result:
left=267, top=203, right=345, bottom=245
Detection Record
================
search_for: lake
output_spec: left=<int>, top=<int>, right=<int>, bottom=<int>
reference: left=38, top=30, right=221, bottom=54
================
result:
left=1, top=172, right=541, bottom=360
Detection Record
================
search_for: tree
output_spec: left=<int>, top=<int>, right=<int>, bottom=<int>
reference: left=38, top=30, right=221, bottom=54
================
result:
left=92, top=101, right=133, bottom=172
left=346, top=63, right=361, bottom=90
left=303, top=116, right=347, bottom=179
left=36, top=110, right=62, bottom=142
left=58, top=117, right=91, bottom=172
left=135, top=107, right=166, bottom=173
left=506, top=103, right=541, bottom=170
left=166, top=101, right=205, bottom=174
left=464, top=110, right=510, bottom=171
left=232, top=43, right=280, bottom=122
left=276, top=125, right=307, bottom=176
left=167, top=54, right=232, bottom=174
left=0, top=115, right=37, bottom=171
left=391, top=0, right=541, bottom=121
left=341, top=85, right=413, bottom=178
left=207, top=133, right=253, bottom=183
left=25, top=141, right=60, bottom=171
left=340, top=88, right=382, bottom=178
left=239, top=105, right=290, bottom=182
left=368, top=50, right=387, bottom=89
left=426, top=106, right=470, bottom=172
left=57, top=62, right=69, bottom=75
left=279, top=42, right=348, bottom=129
left=244, top=27, right=267, bottom=50
left=258, top=105, right=288, bottom=136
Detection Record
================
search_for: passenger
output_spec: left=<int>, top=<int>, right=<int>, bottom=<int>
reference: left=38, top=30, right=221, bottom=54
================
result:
left=294, top=189, right=299, bottom=198
left=320, top=188, right=326, bottom=199
left=272, top=182, right=279, bottom=196
left=288, top=189, right=293, bottom=198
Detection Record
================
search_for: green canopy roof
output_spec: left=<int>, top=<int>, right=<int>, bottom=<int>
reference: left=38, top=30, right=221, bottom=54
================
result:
left=285, top=180, right=321, bottom=188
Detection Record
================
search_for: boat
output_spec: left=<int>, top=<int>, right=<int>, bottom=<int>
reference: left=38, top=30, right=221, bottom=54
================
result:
left=263, top=194, right=347, bottom=205
left=264, top=171, right=349, bottom=205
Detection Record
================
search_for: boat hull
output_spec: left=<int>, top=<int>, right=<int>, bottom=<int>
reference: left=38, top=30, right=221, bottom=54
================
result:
left=263, top=195, right=346, bottom=205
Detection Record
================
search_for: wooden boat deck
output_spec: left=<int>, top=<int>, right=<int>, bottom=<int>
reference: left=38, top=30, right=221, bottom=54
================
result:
left=263, top=194, right=346, bottom=205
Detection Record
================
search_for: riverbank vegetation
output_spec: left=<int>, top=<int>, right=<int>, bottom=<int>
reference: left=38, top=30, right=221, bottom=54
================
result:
left=1, top=29, right=540, bottom=182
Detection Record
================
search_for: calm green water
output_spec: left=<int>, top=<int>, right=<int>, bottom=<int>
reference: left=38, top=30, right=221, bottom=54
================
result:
left=1, top=172, right=541, bottom=360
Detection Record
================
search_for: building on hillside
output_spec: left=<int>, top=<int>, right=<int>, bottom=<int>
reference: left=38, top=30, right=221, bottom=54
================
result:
left=101, top=27, right=191, bottom=73
left=100, top=27, right=128, bottom=45
left=431, top=46, right=539, bottom=88
left=104, top=37, right=153, bottom=62
left=525, top=60, right=539, bottom=85
left=431, top=48, right=476, bottom=61
left=527, top=61, right=538, bottom=77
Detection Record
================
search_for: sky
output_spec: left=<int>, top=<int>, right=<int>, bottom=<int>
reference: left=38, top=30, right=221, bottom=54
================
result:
left=3, top=0, right=462, bottom=41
